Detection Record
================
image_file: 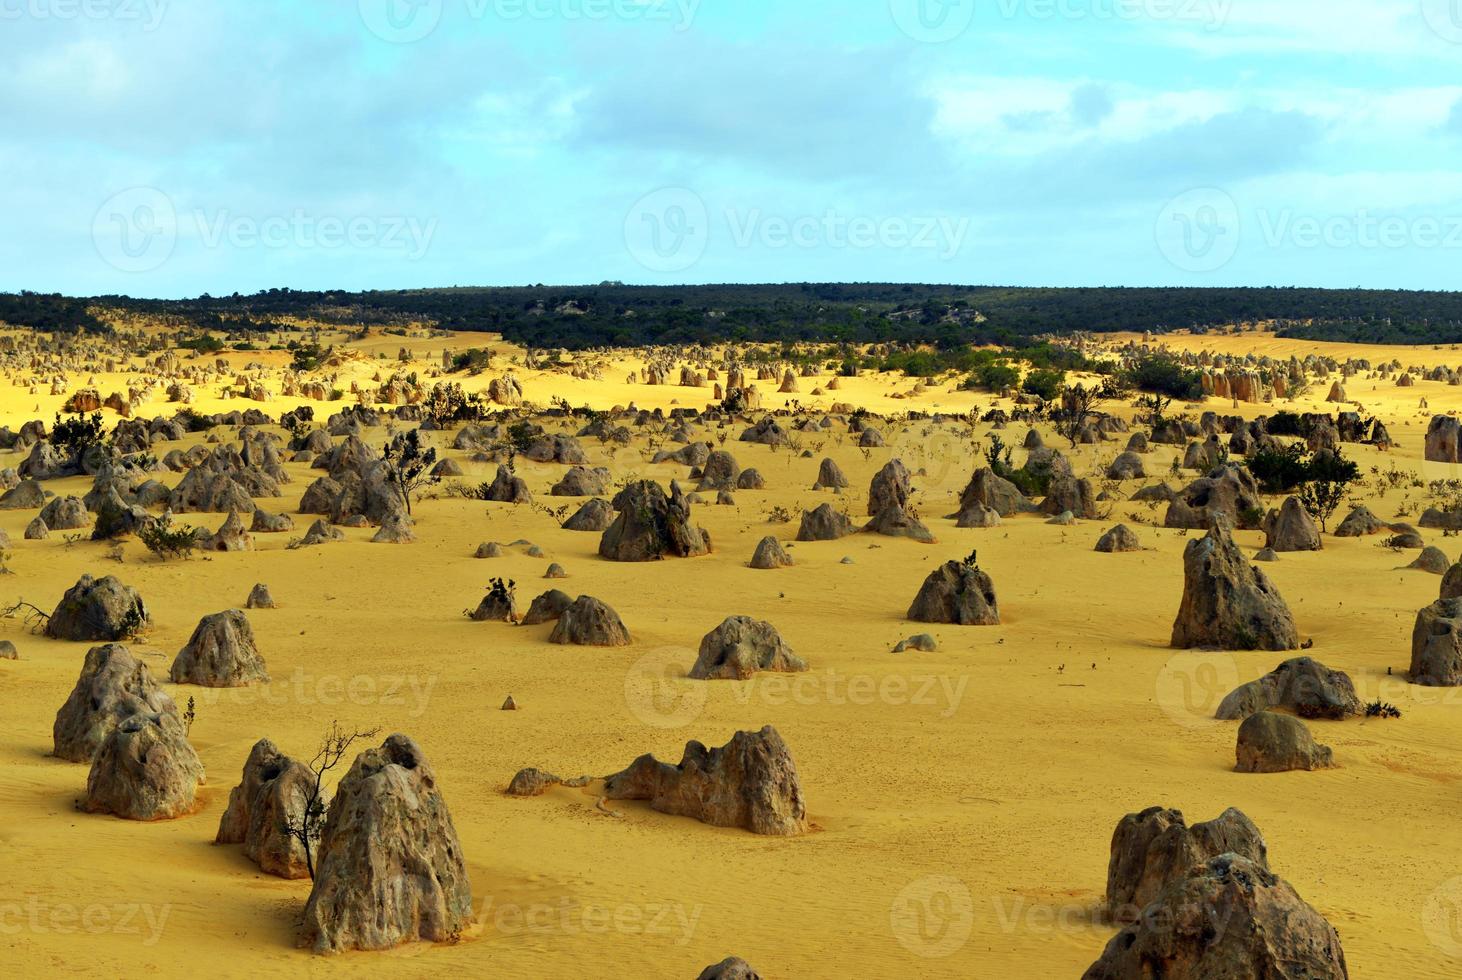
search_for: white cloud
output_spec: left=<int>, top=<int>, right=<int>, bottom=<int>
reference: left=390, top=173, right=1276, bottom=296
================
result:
left=928, top=74, right=1462, bottom=162
left=1154, top=0, right=1449, bottom=56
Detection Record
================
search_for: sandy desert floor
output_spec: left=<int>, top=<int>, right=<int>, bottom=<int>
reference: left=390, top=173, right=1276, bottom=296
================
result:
left=4, top=328, right=1462, bottom=977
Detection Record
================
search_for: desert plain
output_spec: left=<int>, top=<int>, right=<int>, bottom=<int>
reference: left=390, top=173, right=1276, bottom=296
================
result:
left=4, top=324, right=1462, bottom=978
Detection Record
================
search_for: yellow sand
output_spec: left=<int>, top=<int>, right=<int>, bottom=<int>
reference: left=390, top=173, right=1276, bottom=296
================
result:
left=1, top=328, right=1461, bottom=977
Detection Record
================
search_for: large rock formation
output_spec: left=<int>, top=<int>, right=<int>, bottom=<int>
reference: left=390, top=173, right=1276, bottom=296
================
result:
left=1215, top=657, right=1361, bottom=720
left=907, top=560, right=999, bottom=626
left=696, top=451, right=741, bottom=492
left=216, top=738, right=315, bottom=878
left=1235, top=711, right=1335, bottom=773
left=484, top=464, right=532, bottom=504
left=39, top=495, right=89, bottom=531
left=1262, top=496, right=1322, bottom=552
left=749, top=535, right=793, bottom=569
left=866, top=459, right=912, bottom=516
left=45, top=575, right=147, bottom=642
left=1171, top=523, right=1298, bottom=651
left=82, top=712, right=205, bottom=820
left=562, top=497, right=615, bottom=532
left=690, top=617, right=808, bottom=680
left=520, top=589, right=573, bottom=626
left=90, top=487, right=154, bottom=540
left=864, top=502, right=935, bottom=542
left=1334, top=505, right=1386, bottom=538
left=812, top=457, right=849, bottom=490
left=1041, top=476, right=1098, bottom=520
left=598, top=481, right=711, bottom=561
left=862, top=459, right=934, bottom=541
left=202, top=509, right=255, bottom=552
left=1163, top=464, right=1263, bottom=530
left=170, top=610, right=269, bottom=687
left=603, top=726, right=807, bottom=836
left=299, top=735, right=473, bottom=954
left=1412, top=597, right=1462, bottom=686
left=796, top=502, right=855, bottom=541
left=1104, top=806, right=1268, bottom=916
left=1426, top=415, right=1461, bottom=463
left=740, top=417, right=789, bottom=447
left=1105, top=452, right=1146, bottom=481
left=53, top=643, right=182, bottom=763
left=1083, top=855, right=1348, bottom=980
left=548, top=595, right=631, bottom=646
left=1095, top=525, right=1141, bottom=553
left=948, top=468, right=1036, bottom=522
left=551, top=465, right=611, bottom=497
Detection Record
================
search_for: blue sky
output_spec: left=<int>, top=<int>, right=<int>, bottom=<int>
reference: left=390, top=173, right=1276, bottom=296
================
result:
left=5, top=0, right=1462, bottom=297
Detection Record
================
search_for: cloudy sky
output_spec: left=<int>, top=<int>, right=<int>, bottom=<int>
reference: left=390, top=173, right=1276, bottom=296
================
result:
left=6, top=0, right=1462, bottom=297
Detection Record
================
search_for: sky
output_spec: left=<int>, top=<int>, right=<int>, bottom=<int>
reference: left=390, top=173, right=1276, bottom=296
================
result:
left=5, top=0, right=1462, bottom=298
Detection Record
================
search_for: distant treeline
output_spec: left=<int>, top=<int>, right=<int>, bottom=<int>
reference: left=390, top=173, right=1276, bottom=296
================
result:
left=5, top=284, right=1462, bottom=348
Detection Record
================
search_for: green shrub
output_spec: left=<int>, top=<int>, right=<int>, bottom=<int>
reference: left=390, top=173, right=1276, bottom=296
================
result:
left=1021, top=369, right=1065, bottom=401
left=966, top=362, right=1020, bottom=391
left=1247, top=444, right=1310, bottom=493
left=138, top=515, right=200, bottom=561
left=51, top=412, right=107, bottom=458
left=1122, top=354, right=1204, bottom=400
left=451, top=348, right=494, bottom=373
